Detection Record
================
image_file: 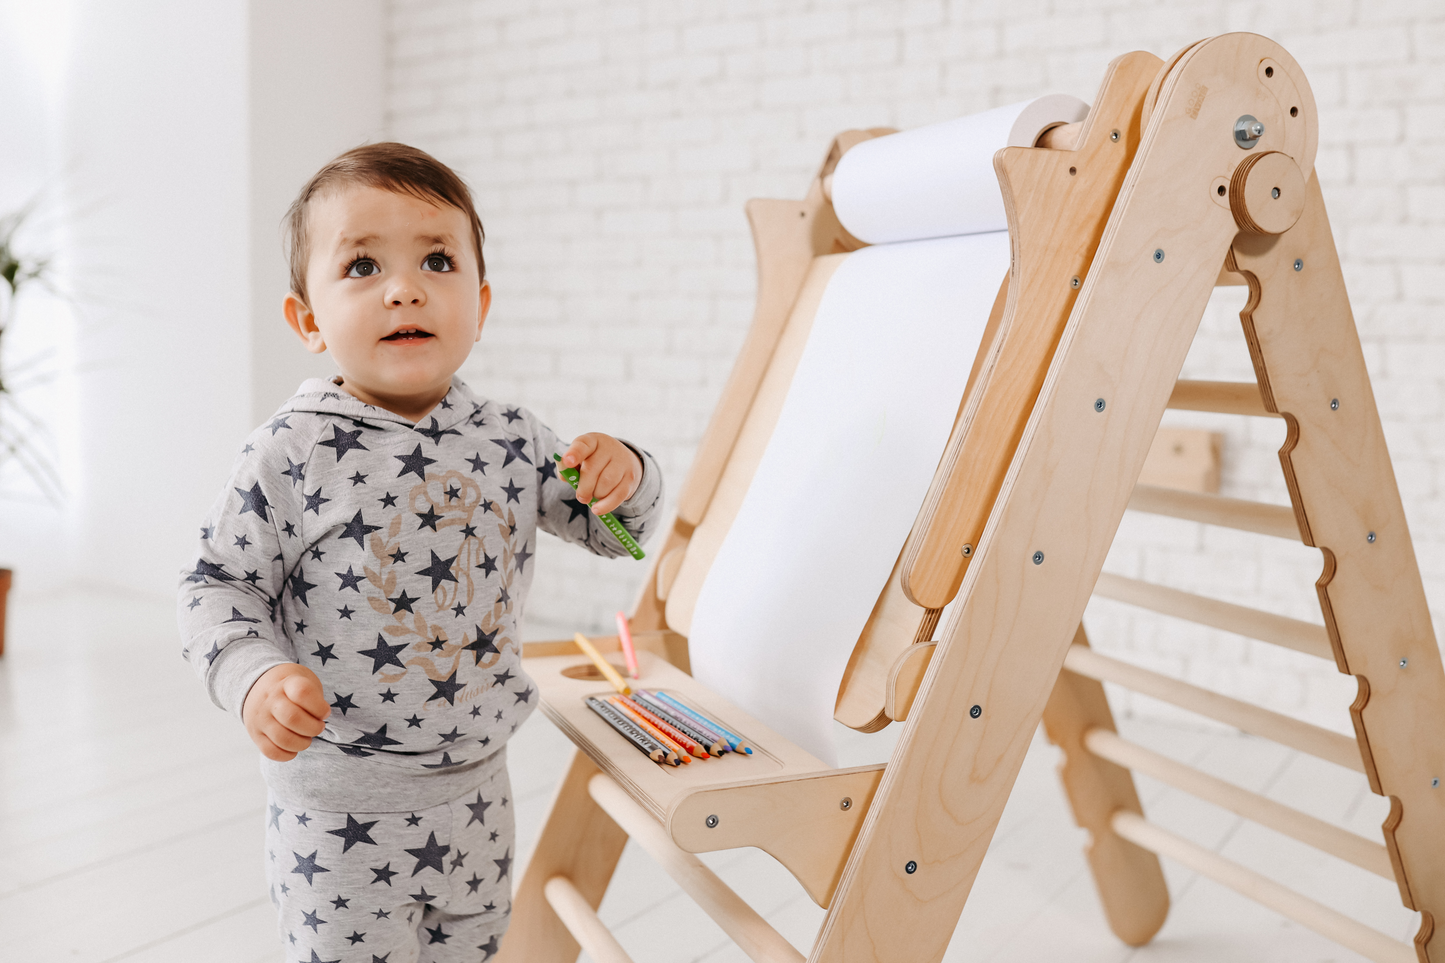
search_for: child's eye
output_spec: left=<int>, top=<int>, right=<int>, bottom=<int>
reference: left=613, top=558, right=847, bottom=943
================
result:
left=346, top=257, right=380, bottom=278
left=422, top=253, right=454, bottom=273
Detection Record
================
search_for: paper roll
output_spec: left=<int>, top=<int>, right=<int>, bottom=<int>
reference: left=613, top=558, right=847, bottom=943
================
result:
left=688, top=232, right=1011, bottom=767
left=830, top=94, right=1089, bottom=244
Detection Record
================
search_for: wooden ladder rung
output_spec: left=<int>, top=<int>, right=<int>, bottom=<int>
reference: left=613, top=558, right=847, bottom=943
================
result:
left=1083, top=728, right=1392, bottom=878
left=1167, top=379, right=1277, bottom=417
left=1093, top=572, right=1333, bottom=660
left=1110, top=811, right=1416, bottom=963
left=1062, top=645, right=1362, bottom=772
left=587, top=774, right=806, bottom=963
left=543, top=875, right=637, bottom=963
left=1127, top=484, right=1300, bottom=540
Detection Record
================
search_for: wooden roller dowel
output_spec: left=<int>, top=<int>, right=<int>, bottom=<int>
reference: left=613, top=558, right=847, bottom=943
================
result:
left=1083, top=728, right=1393, bottom=879
left=587, top=774, right=806, bottom=963
left=1093, top=572, right=1333, bottom=660
left=1167, top=379, right=1278, bottom=417
left=1111, top=812, right=1416, bottom=963
left=1062, top=646, right=1362, bottom=772
left=542, top=875, right=638, bottom=963
left=1127, top=484, right=1300, bottom=540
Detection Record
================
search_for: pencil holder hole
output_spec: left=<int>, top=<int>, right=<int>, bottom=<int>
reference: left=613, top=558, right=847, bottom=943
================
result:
left=562, top=662, right=628, bottom=681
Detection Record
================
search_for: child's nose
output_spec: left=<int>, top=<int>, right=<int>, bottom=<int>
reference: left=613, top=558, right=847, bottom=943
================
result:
left=386, top=278, right=426, bottom=307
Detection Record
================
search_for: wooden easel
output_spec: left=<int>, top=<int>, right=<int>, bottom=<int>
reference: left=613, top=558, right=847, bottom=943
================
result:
left=501, top=34, right=1445, bottom=963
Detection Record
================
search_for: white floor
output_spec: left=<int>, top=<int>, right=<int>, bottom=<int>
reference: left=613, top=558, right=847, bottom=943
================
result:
left=0, top=588, right=1420, bottom=962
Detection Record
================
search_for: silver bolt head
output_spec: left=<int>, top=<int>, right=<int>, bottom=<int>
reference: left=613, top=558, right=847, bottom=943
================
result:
left=1032, top=551, right=1045, bottom=565
left=1368, top=531, right=1377, bottom=543
left=1153, top=248, right=1165, bottom=263
left=1071, top=276, right=1081, bottom=289
left=960, top=543, right=973, bottom=558
left=905, top=860, right=918, bottom=874
left=1330, top=398, right=1339, bottom=410
left=840, top=797, right=852, bottom=810
left=1094, top=398, right=1106, bottom=412
left=1271, top=187, right=1280, bottom=199
left=1110, top=129, right=1120, bottom=142
left=705, top=814, right=719, bottom=828
left=1294, top=259, right=1304, bottom=271
left=1434, top=778, right=1441, bottom=788
left=1400, top=658, right=1409, bottom=668
left=1234, top=114, right=1265, bottom=149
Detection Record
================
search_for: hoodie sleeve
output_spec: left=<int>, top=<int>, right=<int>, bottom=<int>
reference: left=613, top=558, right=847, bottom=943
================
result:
left=176, top=420, right=312, bottom=719
left=530, top=417, right=664, bottom=559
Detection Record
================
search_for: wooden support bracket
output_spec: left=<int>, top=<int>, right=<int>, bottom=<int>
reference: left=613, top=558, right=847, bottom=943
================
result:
left=669, top=766, right=886, bottom=907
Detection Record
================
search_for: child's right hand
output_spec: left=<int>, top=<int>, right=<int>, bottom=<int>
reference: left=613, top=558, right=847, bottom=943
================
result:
left=242, top=663, right=331, bottom=761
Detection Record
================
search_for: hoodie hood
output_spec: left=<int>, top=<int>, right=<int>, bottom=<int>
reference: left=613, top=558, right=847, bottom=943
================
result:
left=279, top=375, right=479, bottom=435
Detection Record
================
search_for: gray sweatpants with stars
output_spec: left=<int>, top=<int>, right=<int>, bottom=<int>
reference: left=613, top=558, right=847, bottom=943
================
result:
left=264, top=755, right=514, bottom=963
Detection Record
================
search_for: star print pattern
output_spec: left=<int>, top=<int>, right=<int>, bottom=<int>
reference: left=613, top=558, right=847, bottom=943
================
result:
left=179, top=376, right=661, bottom=816
left=264, top=767, right=514, bottom=963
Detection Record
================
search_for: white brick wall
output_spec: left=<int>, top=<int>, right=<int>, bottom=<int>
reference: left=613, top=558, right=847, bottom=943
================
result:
left=385, top=0, right=1444, bottom=731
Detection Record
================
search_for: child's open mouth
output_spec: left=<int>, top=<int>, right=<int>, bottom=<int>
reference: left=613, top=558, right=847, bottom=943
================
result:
left=381, top=327, right=433, bottom=342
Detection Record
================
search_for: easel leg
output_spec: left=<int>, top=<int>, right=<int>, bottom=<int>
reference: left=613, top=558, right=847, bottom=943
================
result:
left=1040, top=624, right=1169, bottom=946
left=499, top=749, right=630, bottom=962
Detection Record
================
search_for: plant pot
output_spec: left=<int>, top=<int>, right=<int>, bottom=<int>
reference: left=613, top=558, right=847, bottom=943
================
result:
left=0, top=568, right=10, bottom=657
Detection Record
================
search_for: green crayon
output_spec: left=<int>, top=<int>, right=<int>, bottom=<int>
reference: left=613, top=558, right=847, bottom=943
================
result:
left=553, top=453, right=646, bottom=560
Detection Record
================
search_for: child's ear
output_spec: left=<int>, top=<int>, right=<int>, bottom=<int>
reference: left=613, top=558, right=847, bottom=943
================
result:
left=475, top=281, right=492, bottom=342
left=284, top=294, right=327, bottom=354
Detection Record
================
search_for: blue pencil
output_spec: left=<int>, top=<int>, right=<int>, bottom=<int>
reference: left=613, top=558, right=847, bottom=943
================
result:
left=649, top=690, right=753, bottom=754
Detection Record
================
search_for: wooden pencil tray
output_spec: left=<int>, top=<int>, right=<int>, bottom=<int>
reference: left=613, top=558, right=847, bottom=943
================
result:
left=531, top=649, right=885, bottom=906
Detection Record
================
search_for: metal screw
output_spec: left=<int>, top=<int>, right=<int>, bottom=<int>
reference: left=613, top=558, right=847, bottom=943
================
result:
left=960, top=543, right=973, bottom=558
left=970, top=704, right=982, bottom=719
left=840, top=797, right=852, bottom=811
left=1434, top=778, right=1441, bottom=789
left=905, top=860, right=918, bottom=874
left=1400, top=658, right=1409, bottom=669
left=705, top=814, right=719, bottom=828
left=1271, top=187, right=1280, bottom=199
left=1330, top=398, right=1339, bottom=410
left=1033, top=551, right=1045, bottom=565
left=1294, top=259, right=1304, bottom=271
left=1110, top=129, right=1120, bottom=142
left=1070, top=276, right=1081, bottom=289
left=1094, top=398, right=1106, bottom=412
left=1153, top=248, right=1165, bottom=263
left=1234, top=114, right=1265, bottom=149
left=1368, top=531, right=1376, bottom=543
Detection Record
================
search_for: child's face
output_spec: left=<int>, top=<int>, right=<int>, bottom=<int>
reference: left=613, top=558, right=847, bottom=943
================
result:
left=284, top=184, right=489, bottom=421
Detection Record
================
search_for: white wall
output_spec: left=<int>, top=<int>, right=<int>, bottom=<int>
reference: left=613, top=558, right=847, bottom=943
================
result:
left=385, top=1, right=1445, bottom=731
left=248, top=0, right=387, bottom=427
left=0, top=2, right=386, bottom=604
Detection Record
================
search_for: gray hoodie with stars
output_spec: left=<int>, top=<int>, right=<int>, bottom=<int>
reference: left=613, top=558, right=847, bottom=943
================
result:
left=177, top=376, right=663, bottom=812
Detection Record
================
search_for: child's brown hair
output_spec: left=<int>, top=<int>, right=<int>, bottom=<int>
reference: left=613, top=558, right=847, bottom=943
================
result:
left=284, top=142, right=486, bottom=304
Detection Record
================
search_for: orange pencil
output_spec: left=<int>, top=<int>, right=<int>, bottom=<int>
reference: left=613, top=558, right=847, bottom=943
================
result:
left=621, top=696, right=709, bottom=759
left=607, top=696, right=689, bottom=764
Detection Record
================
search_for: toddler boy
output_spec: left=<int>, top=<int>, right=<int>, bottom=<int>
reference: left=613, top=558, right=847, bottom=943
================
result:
left=176, top=142, right=662, bottom=962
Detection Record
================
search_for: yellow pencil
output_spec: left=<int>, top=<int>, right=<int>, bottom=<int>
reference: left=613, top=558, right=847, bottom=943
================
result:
left=573, top=632, right=632, bottom=695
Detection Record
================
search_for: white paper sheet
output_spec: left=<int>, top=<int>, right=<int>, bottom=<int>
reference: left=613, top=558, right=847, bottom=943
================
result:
left=688, top=232, right=1011, bottom=765
left=830, top=94, right=1088, bottom=244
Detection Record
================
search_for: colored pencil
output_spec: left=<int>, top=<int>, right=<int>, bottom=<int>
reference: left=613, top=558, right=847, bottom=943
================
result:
left=634, top=690, right=731, bottom=751
left=615, top=611, right=640, bottom=679
left=632, top=691, right=729, bottom=755
left=618, top=696, right=709, bottom=759
left=573, top=632, right=631, bottom=695
left=607, top=697, right=691, bottom=763
left=586, top=697, right=677, bottom=766
left=650, top=691, right=754, bottom=754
